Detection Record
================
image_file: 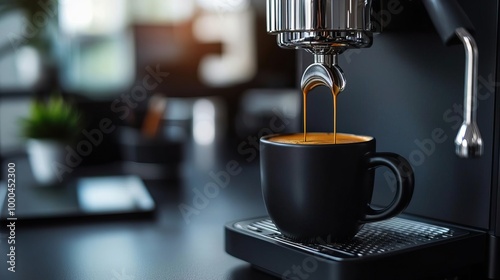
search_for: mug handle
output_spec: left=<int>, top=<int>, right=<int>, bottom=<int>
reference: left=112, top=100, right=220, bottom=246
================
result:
left=361, top=152, right=415, bottom=223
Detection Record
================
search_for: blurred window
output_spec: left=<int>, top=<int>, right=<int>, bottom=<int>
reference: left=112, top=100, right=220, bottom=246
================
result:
left=192, top=1, right=256, bottom=86
left=58, top=0, right=134, bottom=97
left=132, top=0, right=256, bottom=88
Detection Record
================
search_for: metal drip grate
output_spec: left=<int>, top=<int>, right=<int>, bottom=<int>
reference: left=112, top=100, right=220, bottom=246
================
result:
left=238, top=217, right=466, bottom=257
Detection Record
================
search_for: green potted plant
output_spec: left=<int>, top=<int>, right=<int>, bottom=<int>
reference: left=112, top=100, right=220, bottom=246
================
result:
left=20, top=95, right=81, bottom=185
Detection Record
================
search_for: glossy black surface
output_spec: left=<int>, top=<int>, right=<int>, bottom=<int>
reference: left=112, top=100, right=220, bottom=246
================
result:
left=0, top=141, right=275, bottom=280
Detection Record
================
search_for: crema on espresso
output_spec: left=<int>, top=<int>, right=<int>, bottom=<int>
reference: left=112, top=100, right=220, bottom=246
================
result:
left=269, top=133, right=372, bottom=145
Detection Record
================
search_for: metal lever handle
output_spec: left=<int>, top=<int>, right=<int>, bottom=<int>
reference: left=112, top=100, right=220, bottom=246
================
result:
left=454, top=27, right=483, bottom=158
left=422, top=0, right=482, bottom=157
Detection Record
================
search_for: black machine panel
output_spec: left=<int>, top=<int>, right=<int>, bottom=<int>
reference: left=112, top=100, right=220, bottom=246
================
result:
left=300, top=0, right=499, bottom=230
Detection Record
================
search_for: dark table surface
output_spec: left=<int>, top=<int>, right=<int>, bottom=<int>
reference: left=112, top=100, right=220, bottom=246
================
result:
left=0, top=140, right=279, bottom=280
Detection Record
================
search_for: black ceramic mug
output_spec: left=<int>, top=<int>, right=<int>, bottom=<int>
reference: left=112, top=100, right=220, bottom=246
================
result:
left=260, top=132, right=414, bottom=242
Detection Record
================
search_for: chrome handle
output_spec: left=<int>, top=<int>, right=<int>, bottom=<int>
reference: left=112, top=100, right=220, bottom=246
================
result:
left=454, top=27, right=483, bottom=158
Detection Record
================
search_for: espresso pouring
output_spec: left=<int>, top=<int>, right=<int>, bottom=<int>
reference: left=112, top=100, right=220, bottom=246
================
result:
left=301, top=83, right=342, bottom=144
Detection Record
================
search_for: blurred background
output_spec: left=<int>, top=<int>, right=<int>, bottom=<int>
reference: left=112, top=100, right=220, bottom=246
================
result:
left=0, top=3, right=306, bottom=278
left=0, top=0, right=300, bottom=182
left=0, top=3, right=303, bottom=277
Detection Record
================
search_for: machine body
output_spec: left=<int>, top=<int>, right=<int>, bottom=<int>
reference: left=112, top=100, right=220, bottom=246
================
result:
left=224, top=0, right=500, bottom=279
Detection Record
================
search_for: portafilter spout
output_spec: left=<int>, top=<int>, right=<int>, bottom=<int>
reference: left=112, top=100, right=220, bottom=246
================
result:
left=301, top=54, right=346, bottom=94
left=301, top=54, right=346, bottom=142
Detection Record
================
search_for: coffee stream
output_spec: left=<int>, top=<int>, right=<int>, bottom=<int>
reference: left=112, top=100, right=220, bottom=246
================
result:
left=303, top=84, right=341, bottom=143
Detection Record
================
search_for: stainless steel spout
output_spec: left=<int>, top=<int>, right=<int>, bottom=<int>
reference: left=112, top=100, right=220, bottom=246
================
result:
left=301, top=54, right=345, bottom=94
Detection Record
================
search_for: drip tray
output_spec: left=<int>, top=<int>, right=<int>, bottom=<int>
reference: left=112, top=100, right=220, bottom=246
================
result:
left=225, top=216, right=487, bottom=280
left=240, top=217, right=464, bottom=257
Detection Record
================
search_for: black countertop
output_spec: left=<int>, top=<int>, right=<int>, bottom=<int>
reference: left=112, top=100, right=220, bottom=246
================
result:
left=0, top=140, right=278, bottom=280
left=0, top=140, right=493, bottom=280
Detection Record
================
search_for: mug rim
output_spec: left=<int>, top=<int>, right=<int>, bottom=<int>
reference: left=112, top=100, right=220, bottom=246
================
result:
left=260, top=132, right=374, bottom=146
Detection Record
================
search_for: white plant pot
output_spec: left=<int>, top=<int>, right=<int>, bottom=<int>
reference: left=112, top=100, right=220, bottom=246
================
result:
left=27, top=139, right=66, bottom=186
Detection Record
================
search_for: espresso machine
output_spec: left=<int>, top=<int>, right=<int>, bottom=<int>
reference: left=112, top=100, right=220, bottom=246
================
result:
left=225, top=0, right=500, bottom=279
